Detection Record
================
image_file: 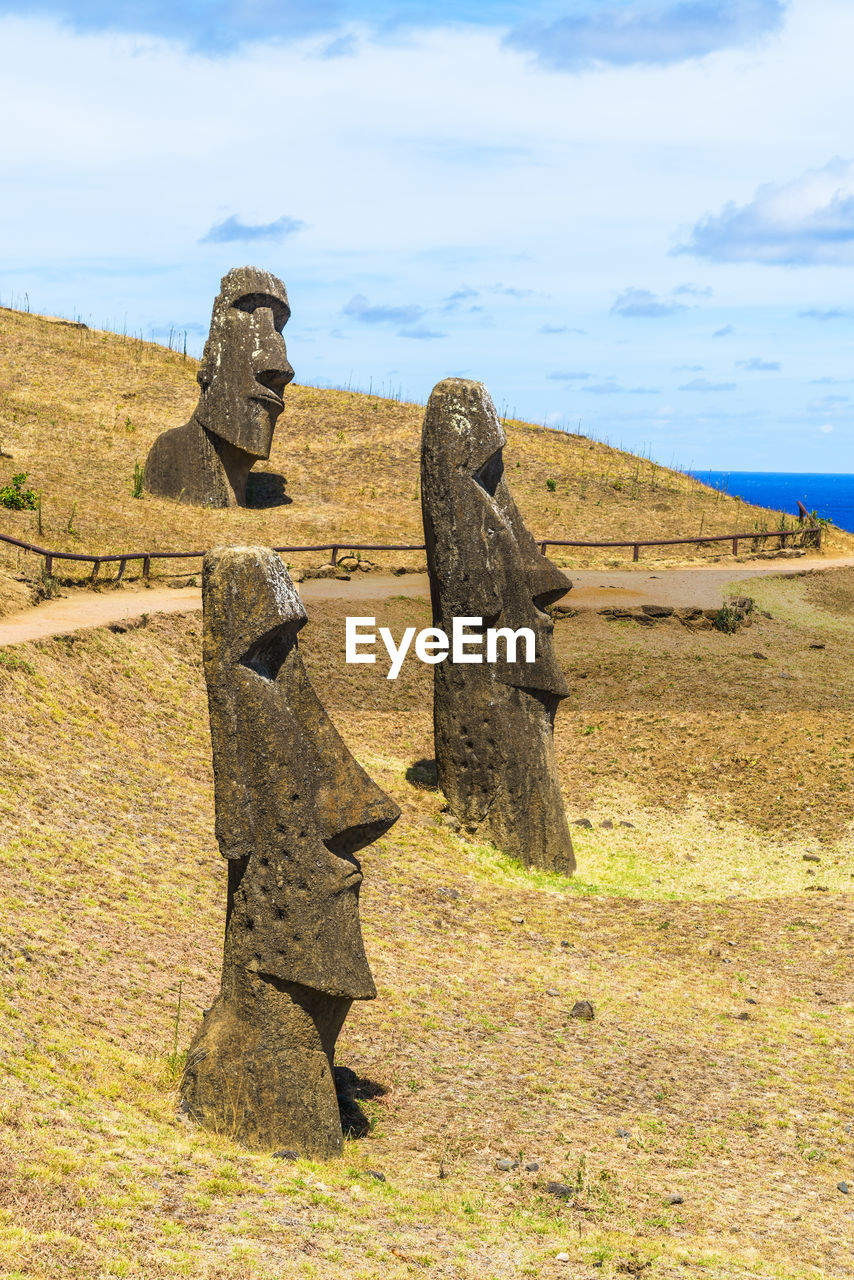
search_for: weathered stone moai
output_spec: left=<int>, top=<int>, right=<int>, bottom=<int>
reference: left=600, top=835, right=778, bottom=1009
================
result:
left=181, top=545, right=400, bottom=1156
left=421, top=378, right=575, bottom=875
left=144, top=267, right=294, bottom=506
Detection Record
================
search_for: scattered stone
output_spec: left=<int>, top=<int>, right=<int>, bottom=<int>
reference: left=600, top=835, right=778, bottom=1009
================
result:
left=144, top=267, right=293, bottom=507
left=560, top=940, right=570, bottom=948
left=838, top=1182, right=850, bottom=1195
left=745, top=997, right=758, bottom=1005
left=620, top=820, right=636, bottom=828
left=496, top=1158, right=519, bottom=1171
left=752, top=652, right=769, bottom=660
left=809, top=643, right=826, bottom=650
left=511, top=916, right=524, bottom=925
left=616, top=1127, right=630, bottom=1138
left=546, top=988, right=560, bottom=997
left=641, top=604, right=673, bottom=617
left=667, top=1194, right=684, bottom=1205
left=844, top=1124, right=852, bottom=1134
left=436, top=887, right=460, bottom=900
left=422, top=379, right=575, bottom=875
left=570, top=1000, right=595, bottom=1021
left=574, top=818, right=593, bottom=829
left=600, top=819, right=614, bottom=830
left=805, top=885, right=829, bottom=892
left=525, top=1161, right=540, bottom=1172
left=440, top=813, right=460, bottom=831
left=546, top=1181, right=573, bottom=1200
left=556, top=1253, right=570, bottom=1263
left=181, top=547, right=401, bottom=1157
left=778, top=672, right=796, bottom=680
left=366, top=1169, right=386, bottom=1182
left=273, top=1150, right=300, bottom=1161
left=735, top=1012, right=750, bottom=1021
left=803, top=854, right=821, bottom=863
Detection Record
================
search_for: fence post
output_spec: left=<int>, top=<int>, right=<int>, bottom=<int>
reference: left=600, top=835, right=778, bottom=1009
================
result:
left=117, top=557, right=127, bottom=581
left=143, top=555, right=151, bottom=585
left=732, top=537, right=739, bottom=556
left=330, top=546, right=338, bottom=566
left=633, top=543, right=639, bottom=562
left=90, top=559, right=100, bottom=584
left=539, top=542, right=548, bottom=555
left=44, top=553, right=53, bottom=577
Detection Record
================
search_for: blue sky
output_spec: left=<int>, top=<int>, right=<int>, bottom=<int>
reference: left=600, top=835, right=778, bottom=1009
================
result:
left=2, top=0, right=854, bottom=470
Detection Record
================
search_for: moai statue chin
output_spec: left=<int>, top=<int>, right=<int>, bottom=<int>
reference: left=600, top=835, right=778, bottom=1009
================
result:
left=181, top=545, right=400, bottom=1157
left=421, top=378, right=575, bottom=875
left=144, top=267, right=294, bottom=507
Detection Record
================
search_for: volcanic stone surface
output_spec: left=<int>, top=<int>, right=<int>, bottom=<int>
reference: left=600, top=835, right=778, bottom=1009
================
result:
left=421, top=378, right=575, bottom=875
left=144, top=267, right=294, bottom=507
left=181, top=545, right=400, bottom=1156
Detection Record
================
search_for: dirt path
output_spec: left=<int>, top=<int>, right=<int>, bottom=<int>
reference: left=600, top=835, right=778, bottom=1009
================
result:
left=2, top=555, right=853, bottom=647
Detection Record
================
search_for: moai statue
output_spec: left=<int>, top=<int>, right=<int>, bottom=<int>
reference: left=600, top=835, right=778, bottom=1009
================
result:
left=144, top=267, right=294, bottom=507
left=182, top=545, right=400, bottom=1156
left=421, top=378, right=575, bottom=875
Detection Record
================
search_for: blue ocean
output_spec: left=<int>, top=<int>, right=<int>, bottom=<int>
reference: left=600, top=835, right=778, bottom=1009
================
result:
left=689, top=472, right=854, bottom=535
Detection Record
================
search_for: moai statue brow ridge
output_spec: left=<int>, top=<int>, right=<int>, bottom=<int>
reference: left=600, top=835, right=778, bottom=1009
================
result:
left=144, top=266, right=294, bottom=507
left=421, top=378, right=575, bottom=875
left=181, top=545, right=400, bottom=1156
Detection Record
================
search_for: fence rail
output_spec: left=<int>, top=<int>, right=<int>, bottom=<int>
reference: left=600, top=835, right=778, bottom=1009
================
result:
left=0, top=523, right=821, bottom=583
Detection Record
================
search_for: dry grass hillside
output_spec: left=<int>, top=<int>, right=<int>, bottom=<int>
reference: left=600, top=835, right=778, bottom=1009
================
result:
left=0, top=569, right=852, bottom=1279
left=1, top=306, right=849, bottom=598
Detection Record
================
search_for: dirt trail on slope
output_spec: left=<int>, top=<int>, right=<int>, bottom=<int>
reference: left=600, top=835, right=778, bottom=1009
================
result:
left=1, top=555, right=853, bottom=647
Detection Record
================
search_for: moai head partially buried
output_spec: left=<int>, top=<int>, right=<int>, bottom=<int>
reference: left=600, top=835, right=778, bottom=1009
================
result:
left=143, top=267, right=294, bottom=507
left=421, top=378, right=575, bottom=875
left=182, top=546, right=400, bottom=1156
left=195, top=267, right=294, bottom=465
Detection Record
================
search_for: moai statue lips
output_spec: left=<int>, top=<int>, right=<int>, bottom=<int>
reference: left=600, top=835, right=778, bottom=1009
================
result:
left=421, top=378, right=575, bottom=875
left=195, top=267, right=294, bottom=463
left=183, top=546, right=400, bottom=1155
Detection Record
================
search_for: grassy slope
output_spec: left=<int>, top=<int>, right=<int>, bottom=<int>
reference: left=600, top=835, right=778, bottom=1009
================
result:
left=1, top=307, right=850, bottom=597
left=0, top=570, right=852, bottom=1279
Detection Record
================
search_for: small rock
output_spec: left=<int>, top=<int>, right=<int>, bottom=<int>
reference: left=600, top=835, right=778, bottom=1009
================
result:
left=440, top=813, right=460, bottom=830
left=436, top=887, right=461, bottom=900
left=273, top=1149, right=300, bottom=1161
left=620, top=820, right=636, bottom=828
left=546, top=1181, right=573, bottom=1200
left=600, top=819, right=614, bottom=830
left=570, top=1000, right=595, bottom=1021
left=556, top=1253, right=570, bottom=1263
left=573, top=818, right=593, bottom=829
left=524, top=1161, right=540, bottom=1172
left=805, top=884, right=829, bottom=892
left=752, top=651, right=769, bottom=660
left=496, top=1157, right=519, bottom=1171
left=667, top=1193, right=684, bottom=1205
left=809, top=643, right=826, bottom=650
left=844, top=1124, right=852, bottom=1134
left=546, top=988, right=560, bottom=997
left=616, top=1127, right=630, bottom=1138
left=803, top=854, right=821, bottom=863
left=511, top=915, right=524, bottom=924
left=838, top=1182, right=850, bottom=1195
left=560, top=940, right=570, bottom=948
left=366, top=1169, right=386, bottom=1182
left=745, top=997, right=758, bottom=1005
left=735, top=1012, right=750, bottom=1021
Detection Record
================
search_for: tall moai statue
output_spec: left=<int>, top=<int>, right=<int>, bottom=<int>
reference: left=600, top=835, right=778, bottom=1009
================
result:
left=144, top=267, right=294, bottom=507
left=421, top=378, right=575, bottom=875
left=181, top=546, right=400, bottom=1156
